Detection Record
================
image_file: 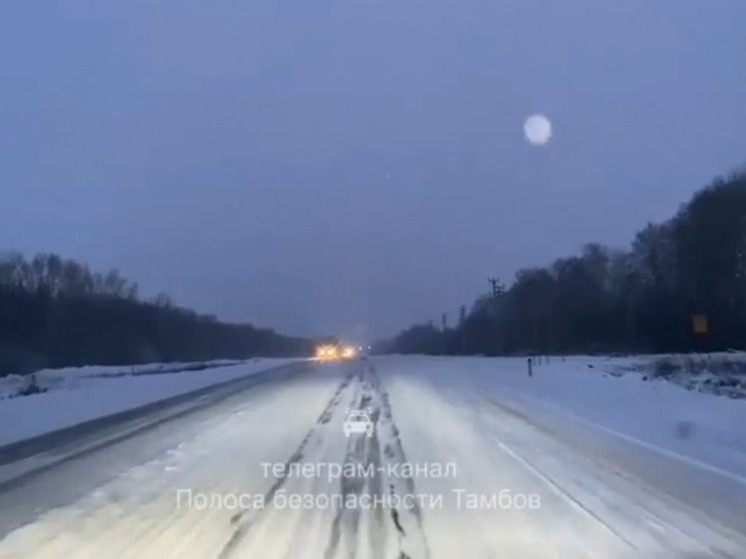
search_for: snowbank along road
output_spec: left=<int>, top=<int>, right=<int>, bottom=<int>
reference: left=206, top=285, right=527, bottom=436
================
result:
left=1, top=356, right=745, bottom=558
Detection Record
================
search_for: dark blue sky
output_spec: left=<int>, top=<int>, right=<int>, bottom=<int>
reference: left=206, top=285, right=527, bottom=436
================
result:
left=1, top=1, right=745, bottom=340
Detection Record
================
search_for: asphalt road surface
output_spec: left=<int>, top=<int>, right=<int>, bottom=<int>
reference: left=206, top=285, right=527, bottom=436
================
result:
left=1, top=358, right=745, bottom=558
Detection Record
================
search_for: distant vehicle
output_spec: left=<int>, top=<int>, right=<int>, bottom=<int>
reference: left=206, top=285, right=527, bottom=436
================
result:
left=343, top=410, right=374, bottom=438
left=316, top=345, right=340, bottom=361
left=316, top=344, right=358, bottom=361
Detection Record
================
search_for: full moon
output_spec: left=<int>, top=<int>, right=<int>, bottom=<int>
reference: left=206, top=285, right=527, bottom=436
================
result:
left=524, top=114, right=552, bottom=145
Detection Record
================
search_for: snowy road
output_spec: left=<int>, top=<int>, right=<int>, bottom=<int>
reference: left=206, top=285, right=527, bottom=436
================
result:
left=1, top=357, right=746, bottom=557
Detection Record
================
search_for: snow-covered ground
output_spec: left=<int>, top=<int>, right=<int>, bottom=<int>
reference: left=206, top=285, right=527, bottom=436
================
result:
left=619, top=351, right=746, bottom=399
left=1, top=356, right=745, bottom=557
left=378, top=354, right=746, bottom=482
left=0, top=358, right=303, bottom=447
left=0, top=359, right=251, bottom=401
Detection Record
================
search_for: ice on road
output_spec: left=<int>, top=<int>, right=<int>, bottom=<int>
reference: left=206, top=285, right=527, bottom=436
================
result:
left=1, top=357, right=745, bottom=558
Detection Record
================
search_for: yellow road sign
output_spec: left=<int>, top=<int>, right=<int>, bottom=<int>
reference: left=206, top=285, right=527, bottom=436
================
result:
left=692, top=314, right=708, bottom=334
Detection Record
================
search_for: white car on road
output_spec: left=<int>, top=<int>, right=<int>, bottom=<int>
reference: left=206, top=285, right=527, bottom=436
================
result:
left=343, top=410, right=374, bottom=438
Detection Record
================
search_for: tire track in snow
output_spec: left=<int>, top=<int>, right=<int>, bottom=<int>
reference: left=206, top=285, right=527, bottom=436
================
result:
left=324, top=367, right=386, bottom=559
left=324, top=363, right=430, bottom=559
left=218, top=361, right=430, bottom=559
left=372, top=365, right=430, bottom=559
left=217, top=369, right=357, bottom=558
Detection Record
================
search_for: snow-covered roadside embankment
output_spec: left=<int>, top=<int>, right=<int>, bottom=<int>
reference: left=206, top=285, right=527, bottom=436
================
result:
left=626, top=352, right=746, bottom=399
left=0, top=359, right=254, bottom=401
left=0, top=358, right=304, bottom=447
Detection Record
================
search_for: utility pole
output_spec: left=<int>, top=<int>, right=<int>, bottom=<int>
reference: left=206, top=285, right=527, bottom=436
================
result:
left=458, top=305, right=468, bottom=355
left=441, top=313, right=447, bottom=332
left=489, top=277, right=507, bottom=355
left=488, top=277, right=506, bottom=299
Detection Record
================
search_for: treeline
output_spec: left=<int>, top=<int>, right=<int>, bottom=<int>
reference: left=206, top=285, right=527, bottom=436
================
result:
left=381, top=168, right=746, bottom=356
left=0, top=252, right=315, bottom=374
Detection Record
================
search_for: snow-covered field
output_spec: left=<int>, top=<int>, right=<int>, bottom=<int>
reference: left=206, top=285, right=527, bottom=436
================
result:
left=0, top=358, right=303, bottom=447
left=1, top=356, right=745, bottom=557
